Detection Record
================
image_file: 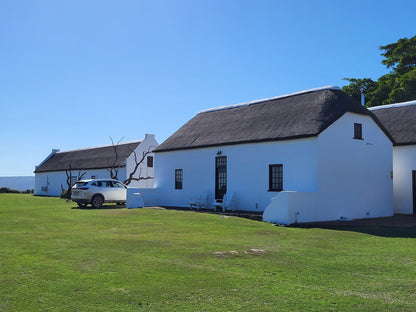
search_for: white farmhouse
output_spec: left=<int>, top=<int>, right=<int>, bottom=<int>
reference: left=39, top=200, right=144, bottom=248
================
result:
left=34, top=134, right=158, bottom=196
left=142, top=86, right=394, bottom=224
left=370, top=101, right=416, bottom=215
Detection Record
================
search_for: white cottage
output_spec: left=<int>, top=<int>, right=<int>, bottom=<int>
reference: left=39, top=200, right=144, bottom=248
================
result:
left=34, top=134, right=158, bottom=196
left=142, top=86, right=394, bottom=224
left=370, top=101, right=416, bottom=215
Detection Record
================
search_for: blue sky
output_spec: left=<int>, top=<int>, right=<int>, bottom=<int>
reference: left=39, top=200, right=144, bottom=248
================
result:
left=1, top=0, right=415, bottom=176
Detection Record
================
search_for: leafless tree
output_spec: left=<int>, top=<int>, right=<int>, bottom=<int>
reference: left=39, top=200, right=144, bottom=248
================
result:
left=61, top=164, right=86, bottom=199
left=107, top=137, right=155, bottom=186
left=123, top=146, right=154, bottom=185
left=106, top=137, right=124, bottom=180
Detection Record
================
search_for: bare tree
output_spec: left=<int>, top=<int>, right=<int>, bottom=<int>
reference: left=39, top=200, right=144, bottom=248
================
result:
left=61, top=164, right=86, bottom=199
left=123, top=146, right=154, bottom=185
left=106, top=137, right=124, bottom=180
left=107, top=137, right=155, bottom=185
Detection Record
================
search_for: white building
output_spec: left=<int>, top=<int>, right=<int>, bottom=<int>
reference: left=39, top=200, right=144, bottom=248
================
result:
left=370, top=101, right=416, bottom=215
left=139, top=86, right=394, bottom=224
left=34, top=134, right=158, bottom=196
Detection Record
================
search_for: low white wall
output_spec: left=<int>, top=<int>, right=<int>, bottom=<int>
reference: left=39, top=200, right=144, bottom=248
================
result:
left=263, top=192, right=319, bottom=224
left=126, top=188, right=144, bottom=208
left=393, top=145, right=416, bottom=214
left=131, top=188, right=162, bottom=207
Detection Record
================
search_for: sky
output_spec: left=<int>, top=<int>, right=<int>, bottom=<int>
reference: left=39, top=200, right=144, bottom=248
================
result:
left=1, top=0, right=415, bottom=176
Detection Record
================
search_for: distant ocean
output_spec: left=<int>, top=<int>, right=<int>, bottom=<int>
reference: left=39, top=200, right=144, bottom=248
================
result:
left=0, top=176, right=35, bottom=191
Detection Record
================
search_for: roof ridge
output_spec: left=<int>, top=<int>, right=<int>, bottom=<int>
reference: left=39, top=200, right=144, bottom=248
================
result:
left=369, top=100, right=416, bottom=111
left=199, top=85, right=341, bottom=114
left=57, top=140, right=142, bottom=154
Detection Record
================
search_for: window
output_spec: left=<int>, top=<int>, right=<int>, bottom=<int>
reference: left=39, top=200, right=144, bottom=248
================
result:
left=269, top=164, right=283, bottom=191
left=354, top=123, right=363, bottom=140
left=175, top=169, right=183, bottom=189
left=147, top=156, right=154, bottom=168
left=91, top=175, right=97, bottom=179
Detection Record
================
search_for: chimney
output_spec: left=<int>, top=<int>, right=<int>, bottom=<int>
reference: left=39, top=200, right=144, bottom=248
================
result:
left=35, top=149, right=60, bottom=170
left=361, top=93, right=365, bottom=107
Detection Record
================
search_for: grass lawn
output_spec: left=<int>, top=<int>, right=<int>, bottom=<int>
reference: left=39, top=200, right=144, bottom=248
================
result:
left=1, top=194, right=415, bottom=311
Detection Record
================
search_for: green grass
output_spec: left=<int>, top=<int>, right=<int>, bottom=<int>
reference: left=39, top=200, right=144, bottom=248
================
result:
left=1, top=194, right=416, bottom=311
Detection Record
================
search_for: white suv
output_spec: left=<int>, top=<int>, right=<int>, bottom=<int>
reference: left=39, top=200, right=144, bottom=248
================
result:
left=71, top=179, right=127, bottom=208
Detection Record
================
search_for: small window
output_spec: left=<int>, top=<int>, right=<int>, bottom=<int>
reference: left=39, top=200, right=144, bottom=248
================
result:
left=91, top=175, right=97, bottom=179
left=269, top=164, right=283, bottom=192
left=175, top=169, right=183, bottom=189
left=147, top=156, right=154, bottom=168
left=354, top=123, right=363, bottom=140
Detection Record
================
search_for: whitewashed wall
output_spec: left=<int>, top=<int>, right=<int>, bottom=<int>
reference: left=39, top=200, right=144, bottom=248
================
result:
left=316, top=112, right=393, bottom=221
left=153, top=137, right=319, bottom=211
left=264, top=113, right=393, bottom=224
left=392, top=145, right=416, bottom=214
left=34, top=168, right=127, bottom=197
left=125, top=134, right=158, bottom=188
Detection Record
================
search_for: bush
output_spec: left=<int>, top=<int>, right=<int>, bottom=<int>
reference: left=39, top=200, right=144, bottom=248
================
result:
left=60, top=190, right=68, bottom=199
left=0, top=187, right=33, bottom=194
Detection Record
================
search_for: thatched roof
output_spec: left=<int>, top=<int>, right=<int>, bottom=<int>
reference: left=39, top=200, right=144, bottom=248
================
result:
left=34, top=141, right=142, bottom=173
left=155, top=87, right=391, bottom=153
left=370, top=101, right=416, bottom=146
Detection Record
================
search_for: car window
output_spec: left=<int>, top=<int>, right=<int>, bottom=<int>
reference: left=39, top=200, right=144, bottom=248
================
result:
left=113, top=182, right=126, bottom=188
left=74, top=182, right=88, bottom=188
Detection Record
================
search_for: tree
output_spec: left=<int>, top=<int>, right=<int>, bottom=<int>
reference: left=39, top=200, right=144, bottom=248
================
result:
left=342, top=78, right=378, bottom=104
left=61, top=165, right=86, bottom=199
left=107, top=138, right=153, bottom=186
left=342, top=35, right=416, bottom=107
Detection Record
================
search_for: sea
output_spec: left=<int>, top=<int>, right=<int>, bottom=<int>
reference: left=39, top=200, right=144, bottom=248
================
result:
left=0, top=176, right=35, bottom=191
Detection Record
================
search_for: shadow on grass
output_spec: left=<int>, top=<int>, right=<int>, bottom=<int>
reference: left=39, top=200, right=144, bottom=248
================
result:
left=294, top=225, right=416, bottom=238
left=71, top=204, right=126, bottom=210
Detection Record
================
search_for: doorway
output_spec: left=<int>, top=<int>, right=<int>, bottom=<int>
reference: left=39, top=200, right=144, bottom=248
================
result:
left=215, top=156, right=227, bottom=201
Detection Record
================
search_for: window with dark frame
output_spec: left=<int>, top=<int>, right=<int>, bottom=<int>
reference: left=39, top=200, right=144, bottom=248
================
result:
left=147, top=156, right=154, bottom=168
left=175, top=169, right=183, bottom=189
left=354, top=123, right=363, bottom=140
left=269, top=164, right=283, bottom=192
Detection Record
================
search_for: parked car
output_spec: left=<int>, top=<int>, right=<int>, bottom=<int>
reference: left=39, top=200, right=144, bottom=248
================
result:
left=71, top=179, right=127, bottom=208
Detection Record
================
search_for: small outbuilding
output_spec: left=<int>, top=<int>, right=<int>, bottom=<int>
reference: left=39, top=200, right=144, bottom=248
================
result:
left=142, top=86, right=394, bottom=224
left=34, top=134, right=158, bottom=196
left=370, top=101, right=416, bottom=215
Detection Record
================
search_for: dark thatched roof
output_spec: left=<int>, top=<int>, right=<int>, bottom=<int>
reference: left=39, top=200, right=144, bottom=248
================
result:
left=155, top=87, right=391, bottom=153
left=370, top=102, right=416, bottom=146
left=34, top=141, right=142, bottom=173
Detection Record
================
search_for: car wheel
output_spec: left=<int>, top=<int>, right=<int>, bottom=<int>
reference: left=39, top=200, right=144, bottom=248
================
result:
left=91, top=194, right=104, bottom=209
left=77, top=202, right=87, bottom=208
